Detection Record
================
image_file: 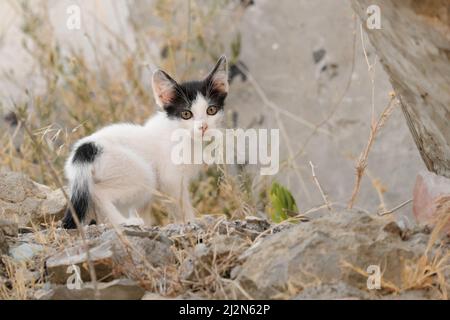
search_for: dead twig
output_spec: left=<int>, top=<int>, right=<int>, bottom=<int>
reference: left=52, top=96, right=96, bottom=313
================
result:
left=378, top=198, right=413, bottom=216
left=348, top=94, right=397, bottom=209
left=244, top=70, right=313, bottom=201
left=309, top=161, right=332, bottom=212
left=19, top=117, right=100, bottom=299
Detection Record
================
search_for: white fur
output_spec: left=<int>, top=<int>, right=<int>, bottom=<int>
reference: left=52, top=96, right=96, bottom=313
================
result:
left=65, top=93, right=224, bottom=227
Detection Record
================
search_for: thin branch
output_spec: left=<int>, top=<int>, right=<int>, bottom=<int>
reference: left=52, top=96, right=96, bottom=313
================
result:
left=348, top=95, right=397, bottom=208
left=378, top=198, right=413, bottom=216
left=19, top=117, right=100, bottom=299
left=309, top=161, right=332, bottom=212
left=244, top=70, right=312, bottom=200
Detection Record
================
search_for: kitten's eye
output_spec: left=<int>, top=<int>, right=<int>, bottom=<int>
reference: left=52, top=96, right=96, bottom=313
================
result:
left=207, top=106, right=218, bottom=116
left=180, top=110, right=193, bottom=120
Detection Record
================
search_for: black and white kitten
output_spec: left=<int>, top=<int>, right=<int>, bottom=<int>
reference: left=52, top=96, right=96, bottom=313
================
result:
left=62, top=56, right=229, bottom=228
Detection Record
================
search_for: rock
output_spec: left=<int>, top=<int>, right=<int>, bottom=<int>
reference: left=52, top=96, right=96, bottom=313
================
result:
left=0, top=172, right=67, bottom=226
left=413, top=171, right=450, bottom=233
left=180, top=234, right=249, bottom=281
left=2, top=211, right=446, bottom=300
left=141, top=292, right=175, bottom=300
left=0, top=219, right=19, bottom=237
left=46, top=228, right=175, bottom=284
left=224, top=216, right=273, bottom=241
left=9, top=243, right=45, bottom=262
left=380, top=290, right=438, bottom=300
left=141, top=292, right=204, bottom=300
left=46, top=240, right=116, bottom=284
left=0, top=230, right=8, bottom=256
left=34, top=286, right=54, bottom=300
left=163, top=214, right=274, bottom=244
left=48, top=279, right=145, bottom=300
left=209, top=234, right=249, bottom=256
left=351, top=0, right=450, bottom=178
left=0, top=172, right=38, bottom=203
left=293, top=282, right=372, bottom=300
left=382, top=221, right=403, bottom=237
left=37, top=188, right=68, bottom=223
left=100, top=229, right=176, bottom=268
left=0, top=219, right=17, bottom=257
left=0, top=276, right=8, bottom=287
left=231, top=210, right=431, bottom=299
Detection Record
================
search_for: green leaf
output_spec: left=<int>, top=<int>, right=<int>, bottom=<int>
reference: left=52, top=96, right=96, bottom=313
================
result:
left=268, top=181, right=298, bottom=223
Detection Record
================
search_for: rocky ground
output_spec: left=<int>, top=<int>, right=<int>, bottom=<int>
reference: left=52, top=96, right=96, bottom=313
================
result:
left=0, top=171, right=449, bottom=300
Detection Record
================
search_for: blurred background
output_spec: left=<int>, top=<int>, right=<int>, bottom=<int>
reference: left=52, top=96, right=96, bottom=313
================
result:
left=0, top=0, right=425, bottom=224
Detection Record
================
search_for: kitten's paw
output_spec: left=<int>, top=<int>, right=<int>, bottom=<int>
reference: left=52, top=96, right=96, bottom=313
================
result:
left=124, top=217, right=145, bottom=226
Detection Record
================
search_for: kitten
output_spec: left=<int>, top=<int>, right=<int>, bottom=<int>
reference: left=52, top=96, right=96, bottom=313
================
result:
left=62, top=56, right=229, bottom=229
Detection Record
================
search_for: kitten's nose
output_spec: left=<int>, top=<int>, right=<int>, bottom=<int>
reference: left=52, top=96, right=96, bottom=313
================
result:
left=200, top=123, right=208, bottom=136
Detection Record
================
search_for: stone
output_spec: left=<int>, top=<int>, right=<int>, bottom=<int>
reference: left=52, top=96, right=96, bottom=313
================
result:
left=0, top=172, right=34, bottom=203
left=209, top=234, right=249, bottom=256
left=0, top=230, right=8, bottom=256
left=413, top=171, right=450, bottom=233
left=0, top=219, right=18, bottom=237
left=141, top=292, right=175, bottom=300
left=37, top=188, right=68, bottom=223
left=180, top=234, right=249, bottom=281
left=48, top=279, right=145, bottom=300
left=231, top=210, right=430, bottom=299
left=46, top=229, right=175, bottom=284
left=46, top=240, right=116, bottom=284
left=100, top=229, right=176, bottom=268
left=141, top=292, right=204, bottom=300
left=34, top=288, right=54, bottom=300
left=9, top=243, right=45, bottom=262
left=380, top=290, right=438, bottom=300
left=2, top=210, right=446, bottom=300
left=293, top=282, right=372, bottom=300
left=0, top=172, right=67, bottom=226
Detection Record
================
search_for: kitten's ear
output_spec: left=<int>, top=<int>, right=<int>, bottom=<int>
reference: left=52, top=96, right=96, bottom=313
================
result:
left=152, top=70, right=178, bottom=107
left=205, top=55, right=229, bottom=94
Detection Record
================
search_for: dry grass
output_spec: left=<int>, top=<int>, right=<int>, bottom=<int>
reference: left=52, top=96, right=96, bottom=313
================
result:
left=348, top=93, right=397, bottom=209
left=342, top=246, right=449, bottom=299
left=0, top=0, right=257, bottom=219
left=342, top=197, right=450, bottom=299
left=0, top=0, right=258, bottom=300
left=0, top=215, right=255, bottom=299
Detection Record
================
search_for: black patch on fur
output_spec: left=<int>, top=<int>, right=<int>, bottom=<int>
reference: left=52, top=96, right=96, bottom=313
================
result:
left=163, top=79, right=227, bottom=119
left=72, top=142, right=100, bottom=164
left=62, top=190, right=90, bottom=229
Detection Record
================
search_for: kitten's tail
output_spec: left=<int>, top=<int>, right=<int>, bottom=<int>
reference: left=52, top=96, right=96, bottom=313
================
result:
left=62, top=142, right=100, bottom=229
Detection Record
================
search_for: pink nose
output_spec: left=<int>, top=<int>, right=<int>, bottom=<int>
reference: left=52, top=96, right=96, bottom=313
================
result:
left=200, top=123, right=208, bottom=135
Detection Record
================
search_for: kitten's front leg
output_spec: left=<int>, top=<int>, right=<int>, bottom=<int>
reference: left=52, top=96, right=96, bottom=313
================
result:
left=164, top=169, right=197, bottom=223
left=125, top=209, right=145, bottom=226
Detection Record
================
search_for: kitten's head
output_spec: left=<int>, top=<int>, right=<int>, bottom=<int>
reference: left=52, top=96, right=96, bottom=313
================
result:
left=152, top=56, right=228, bottom=140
